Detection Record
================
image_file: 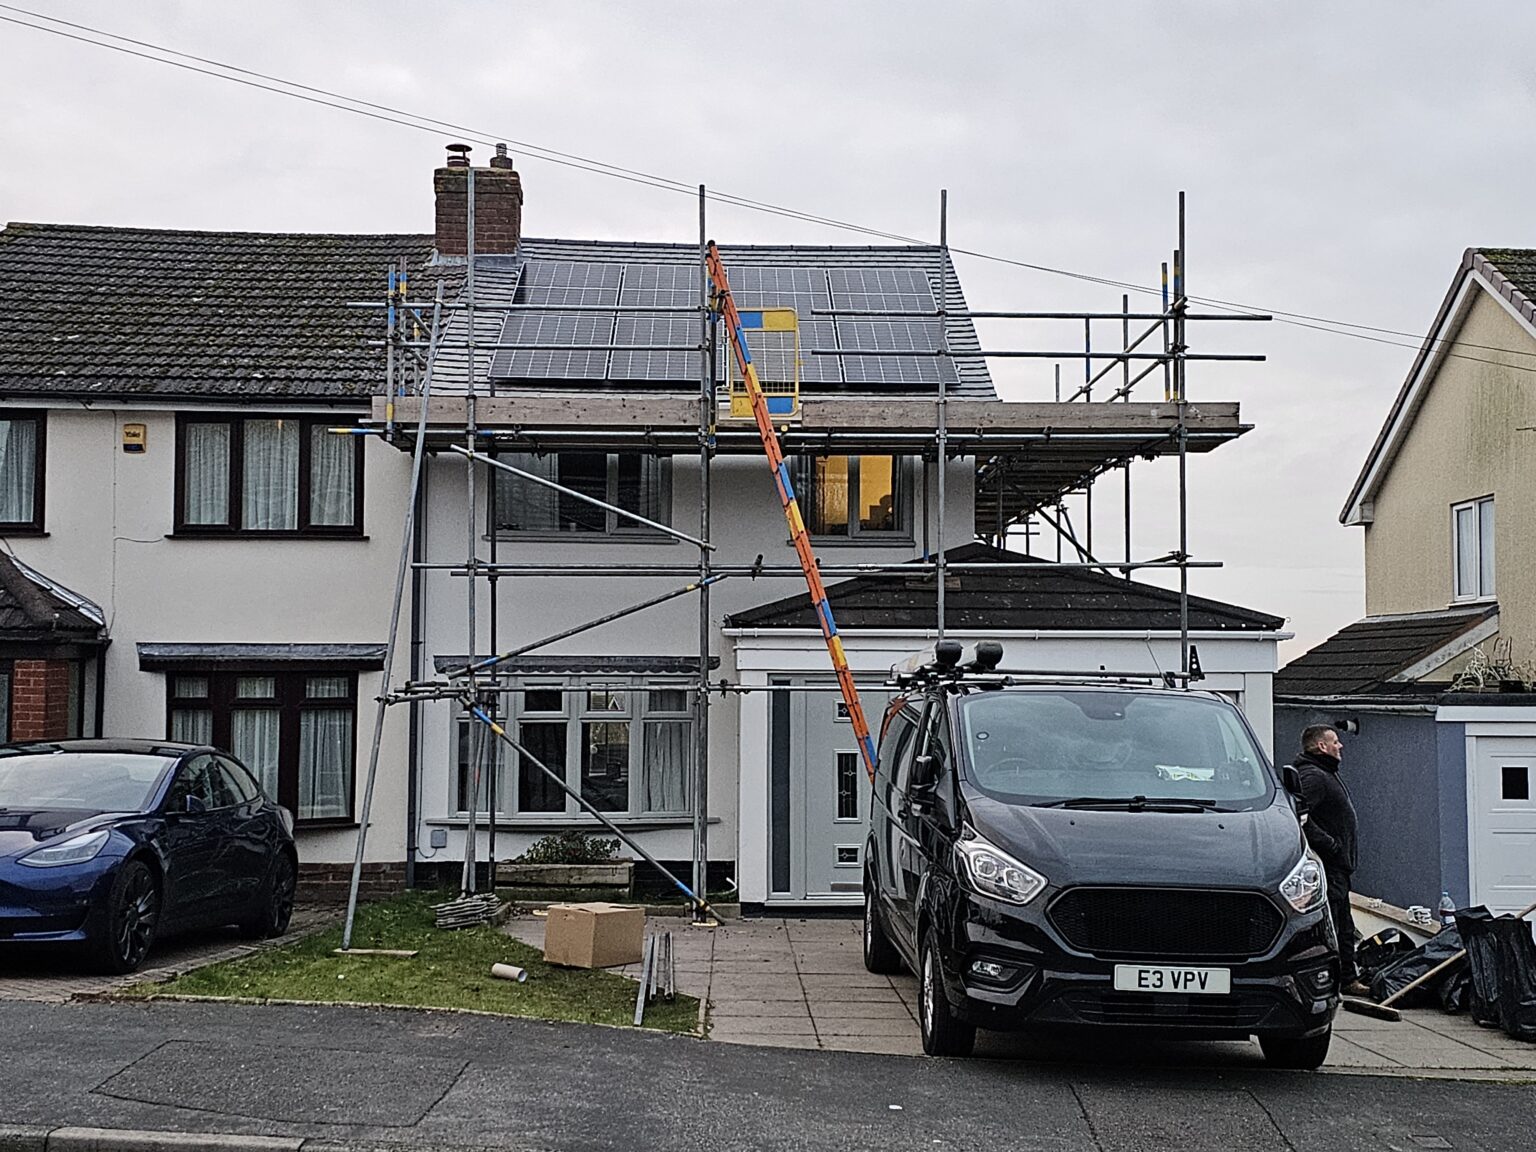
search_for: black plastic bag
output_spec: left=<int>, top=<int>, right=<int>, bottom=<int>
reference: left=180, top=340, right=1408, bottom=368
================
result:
left=1368, top=926, right=1464, bottom=1008
left=1455, top=907, right=1504, bottom=1027
left=1356, top=927, right=1417, bottom=984
left=1489, top=916, right=1536, bottom=1042
left=1440, top=964, right=1471, bottom=1013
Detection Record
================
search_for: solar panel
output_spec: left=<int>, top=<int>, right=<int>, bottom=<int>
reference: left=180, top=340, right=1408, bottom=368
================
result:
left=827, top=267, right=937, bottom=314
left=520, top=260, right=623, bottom=307
left=837, top=318, right=958, bottom=386
left=722, top=267, right=839, bottom=384
left=619, top=263, right=700, bottom=309
left=489, top=311, right=613, bottom=379
left=609, top=313, right=701, bottom=381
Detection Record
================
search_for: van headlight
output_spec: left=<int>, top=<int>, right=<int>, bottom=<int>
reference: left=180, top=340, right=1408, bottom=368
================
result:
left=1279, top=850, right=1326, bottom=914
left=955, top=828, right=1047, bottom=906
left=19, top=829, right=112, bottom=868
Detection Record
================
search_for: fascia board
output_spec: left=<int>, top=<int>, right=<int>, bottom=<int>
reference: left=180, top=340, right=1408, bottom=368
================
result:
left=1386, top=613, right=1500, bottom=683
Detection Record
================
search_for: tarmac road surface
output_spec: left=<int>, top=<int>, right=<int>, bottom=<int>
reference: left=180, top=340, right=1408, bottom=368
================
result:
left=1, top=999, right=1533, bottom=1151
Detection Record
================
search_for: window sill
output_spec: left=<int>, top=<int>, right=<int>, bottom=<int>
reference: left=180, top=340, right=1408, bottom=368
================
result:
left=293, top=819, right=360, bottom=832
left=486, top=533, right=677, bottom=545
left=1450, top=595, right=1498, bottom=606
left=167, top=532, right=370, bottom=541
left=427, top=815, right=716, bottom=832
left=789, top=536, right=916, bottom=548
left=0, top=527, right=47, bottom=537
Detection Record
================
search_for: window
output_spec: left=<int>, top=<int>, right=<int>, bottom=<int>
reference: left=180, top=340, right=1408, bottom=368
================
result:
left=796, top=455, right=908, bottom=539
left=167, top=671, right=356, bottom=824
left=454, top=678, right=694, bottom=818
left=175, top=415, right=362, bottom=535
left=1452, top=496, right=1495, bottom=600
left=492, top=452, right=667, bottom=535
left=0, top=411, right=45, bottom=532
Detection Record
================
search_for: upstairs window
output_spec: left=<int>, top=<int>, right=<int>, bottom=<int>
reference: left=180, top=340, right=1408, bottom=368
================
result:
left=1452, top=496, right=1495, bottom=601
left=0, top=412, right=45, bottom=533
left=796, top=455, right=908, bottom=540
left=175, top=415, right=362, bottom=536
left=492, top=452, right=667, bottom=535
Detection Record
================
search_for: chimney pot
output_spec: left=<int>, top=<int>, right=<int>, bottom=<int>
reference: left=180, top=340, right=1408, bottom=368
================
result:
left=445, top=142, right=472, bottom=168
left=490, top=142, right=515, bottom=170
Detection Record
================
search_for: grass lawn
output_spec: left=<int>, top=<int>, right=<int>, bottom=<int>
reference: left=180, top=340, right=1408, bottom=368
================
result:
left=123, top=890, right=700, bottom=1034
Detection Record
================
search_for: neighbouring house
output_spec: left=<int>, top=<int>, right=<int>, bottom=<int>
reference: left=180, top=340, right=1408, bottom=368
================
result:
left=0, top=145, right=1281, bottom=905
left=1276, top=248, right=1536, bottom=917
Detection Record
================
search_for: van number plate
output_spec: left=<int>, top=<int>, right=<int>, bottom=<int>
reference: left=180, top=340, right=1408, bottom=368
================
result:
left=1113, top=965, right=1231, bottom=994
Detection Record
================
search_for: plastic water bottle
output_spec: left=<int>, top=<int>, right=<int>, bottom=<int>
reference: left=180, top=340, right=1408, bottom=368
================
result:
left=1438, top=890, right=1456, bottom=927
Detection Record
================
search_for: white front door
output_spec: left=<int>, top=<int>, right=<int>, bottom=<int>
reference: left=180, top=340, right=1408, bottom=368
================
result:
left=1468, top=736, right=1536, bottom=914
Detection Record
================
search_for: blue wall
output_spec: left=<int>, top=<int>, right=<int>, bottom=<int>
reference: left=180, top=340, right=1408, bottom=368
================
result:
left=1274, top=705, right=1447, bottom=910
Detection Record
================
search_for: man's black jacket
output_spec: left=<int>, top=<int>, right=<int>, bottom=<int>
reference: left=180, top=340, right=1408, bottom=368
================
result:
left=1291, top=750, right=1358, bottom=878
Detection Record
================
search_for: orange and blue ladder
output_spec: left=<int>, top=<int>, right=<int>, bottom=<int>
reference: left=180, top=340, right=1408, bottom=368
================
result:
left=705, top=242, right=878, bottom=780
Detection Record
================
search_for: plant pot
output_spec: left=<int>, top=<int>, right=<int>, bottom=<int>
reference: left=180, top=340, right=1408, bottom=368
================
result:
left=498, top=861, right=635, bottom=891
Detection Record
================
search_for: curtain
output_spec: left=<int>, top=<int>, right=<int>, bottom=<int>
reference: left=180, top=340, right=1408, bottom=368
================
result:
left=232, top=708, right=281, bottom=799
left=171, top=708, right=213, bottom=745
left=495, top=452, right=557, bottom=531
left=643, top=720, right=691, bottom=813
left=299, top=708, right=351, bottom=819
left=310, top=426, right=355, bottom=526
left=616, top=453, right=662, bottom=523
left=184, top=423, right=231, bottom=525
left=808, top=456, right=850, bottom=535
left=0, top=420, right=36, bottom=523
left=242, top=419, right=299, bottom=530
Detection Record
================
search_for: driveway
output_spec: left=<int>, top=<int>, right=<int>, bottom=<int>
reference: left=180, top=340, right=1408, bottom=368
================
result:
left=504, top=912, right=1536, bottom=1077
left=0, top=907, right=331, bottom=1003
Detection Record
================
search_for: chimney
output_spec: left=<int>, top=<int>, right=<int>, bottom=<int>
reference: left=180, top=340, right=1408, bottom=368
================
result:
left=434, top=142, right=523, bottom=256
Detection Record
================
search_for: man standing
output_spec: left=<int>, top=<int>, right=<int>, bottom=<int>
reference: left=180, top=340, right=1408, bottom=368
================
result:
left=1292, top=725, right=1366, bottom=995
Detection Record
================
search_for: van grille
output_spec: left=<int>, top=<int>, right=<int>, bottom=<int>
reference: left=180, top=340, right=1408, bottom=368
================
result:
left=1059, top=990, right=1274, bottom=1029
left=1047, top=887, right=1284, bottom=958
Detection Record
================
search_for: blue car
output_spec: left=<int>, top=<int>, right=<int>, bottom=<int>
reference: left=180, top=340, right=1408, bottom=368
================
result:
left=0, top=739, right=298, bottom=973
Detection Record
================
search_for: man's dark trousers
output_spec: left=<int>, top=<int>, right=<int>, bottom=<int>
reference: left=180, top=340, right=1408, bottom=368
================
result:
left=1327, top=870, right=1360, bottom=983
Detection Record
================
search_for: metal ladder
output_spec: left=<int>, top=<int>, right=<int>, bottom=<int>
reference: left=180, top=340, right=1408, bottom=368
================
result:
left=705, top=242, right=878, bottom=779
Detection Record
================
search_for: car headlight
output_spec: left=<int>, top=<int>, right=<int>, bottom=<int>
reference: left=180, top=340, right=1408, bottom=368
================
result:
left=955, top=828, right=1047, bottom=906
left=1279, top=850, right=1326, bottom=913
left=18, top=829, right=112, bottom=868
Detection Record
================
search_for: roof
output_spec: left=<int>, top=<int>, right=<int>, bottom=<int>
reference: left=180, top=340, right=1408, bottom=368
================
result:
left=1343, top=248, right=1536, bottom=525
left=1273, top=604, right=1499, bottom=698
left=724, top=543, right=1284, bottom=632
left=0, top=223, right=435, bottom=399
left=0, top=224, right=990, bottom=402
left=429, top=238, right=992, bottom=398
left=136, top=642, right=386, bottom=670
left=0, top=553, right=106, bottom=641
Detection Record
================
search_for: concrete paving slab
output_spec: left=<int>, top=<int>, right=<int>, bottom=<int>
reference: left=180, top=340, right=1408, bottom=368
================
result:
left=803, top=985, right=907, bottom=1003
left=819, top=1035, right=926, bottom=1056
left=798, top=971, right=895, bottom=989
left=813, top=1017, right=921, bottom=1038
left=708, top=1032, right=820, bottom=1049
left=805, top=1000, right=916, bottom=1020
left=708, top=1018, right=819, bottom=1039
left=708, top=999, right=813, bottom=1019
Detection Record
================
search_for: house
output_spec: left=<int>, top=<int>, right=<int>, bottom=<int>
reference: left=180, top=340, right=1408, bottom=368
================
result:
left=1275, top=248, right=1536, bottom=917
left=0, top=146, right=1281, bottom=906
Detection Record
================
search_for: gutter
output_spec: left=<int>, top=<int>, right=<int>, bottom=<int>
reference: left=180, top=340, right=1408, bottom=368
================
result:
left=1273, top=695, right=1437, bottom=715
left=723, top=627, right=1293, bottom=641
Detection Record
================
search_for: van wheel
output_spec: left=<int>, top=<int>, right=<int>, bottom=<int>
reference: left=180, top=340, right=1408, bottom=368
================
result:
left=863, top=876, right=902, bottom=975
left=918, top=929, right=975, bottom=1057
left=1259, top=1028, right=1331, bottom=1070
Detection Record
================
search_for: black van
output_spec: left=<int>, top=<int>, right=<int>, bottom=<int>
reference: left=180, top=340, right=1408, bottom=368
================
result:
left=863, top=642, right=1339, bottom=1067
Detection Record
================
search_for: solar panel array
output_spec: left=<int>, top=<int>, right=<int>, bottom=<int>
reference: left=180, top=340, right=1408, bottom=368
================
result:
left=487, top=259, right=959, bottom=387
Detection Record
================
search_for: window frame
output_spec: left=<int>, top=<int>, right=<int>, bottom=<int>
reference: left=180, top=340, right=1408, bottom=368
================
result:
left=489, top=451, right=672, bottom=539
left=794, top=454, right=912, bottom=542
left=173, top=413, right=365, bottom=538
left=1451, top=495, right=1496, bottom=602
left=453, top=677, right=695, bottom=820
left=165, top=668, right=358, bottom=827
left=0, top=409, right=47, bottom=535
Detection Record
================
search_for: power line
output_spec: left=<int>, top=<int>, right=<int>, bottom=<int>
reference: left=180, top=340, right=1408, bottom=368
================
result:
left=5, top=3, right=1536, bottom=374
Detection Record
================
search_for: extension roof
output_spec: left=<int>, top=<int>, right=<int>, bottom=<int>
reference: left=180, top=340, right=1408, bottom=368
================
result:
left=1273, top=604, right=1499, bottom=698
left=1343, top=248, right=1536, bottom=525
left=0, top=553, right=106, bottom=643
left=724, top=542, right=1284, bottom=632
left=0, top=223, right=436, bottom=399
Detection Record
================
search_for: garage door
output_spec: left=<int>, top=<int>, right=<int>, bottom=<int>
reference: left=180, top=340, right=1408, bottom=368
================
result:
left=1468, top=736, right=1536, bottom=914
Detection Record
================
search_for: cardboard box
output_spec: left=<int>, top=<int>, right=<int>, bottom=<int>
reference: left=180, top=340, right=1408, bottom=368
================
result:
left=543, top=902, right=645, bottom=968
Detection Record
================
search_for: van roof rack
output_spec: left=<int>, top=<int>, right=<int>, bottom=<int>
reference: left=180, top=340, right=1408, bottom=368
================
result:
left=888, top=641, right=1195, bottom=691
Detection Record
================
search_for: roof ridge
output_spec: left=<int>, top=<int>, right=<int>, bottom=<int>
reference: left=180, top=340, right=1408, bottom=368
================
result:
left=2, top=221, right=434, bottom=242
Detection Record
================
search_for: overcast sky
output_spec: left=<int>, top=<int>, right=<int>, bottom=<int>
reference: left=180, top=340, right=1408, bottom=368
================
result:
left=3, top=1, right=1535, bottom=660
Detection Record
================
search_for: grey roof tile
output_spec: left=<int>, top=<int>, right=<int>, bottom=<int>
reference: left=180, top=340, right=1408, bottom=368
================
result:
left=1274, top=604, right=1497, bottom=697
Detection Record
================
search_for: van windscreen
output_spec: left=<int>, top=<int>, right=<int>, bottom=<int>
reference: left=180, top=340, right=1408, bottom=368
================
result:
left=957, top=691, right=1272, bottom=810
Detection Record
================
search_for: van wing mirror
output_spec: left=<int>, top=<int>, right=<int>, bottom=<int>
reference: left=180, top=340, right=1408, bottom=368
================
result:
left=1281, top=764, right=1303, bottom=798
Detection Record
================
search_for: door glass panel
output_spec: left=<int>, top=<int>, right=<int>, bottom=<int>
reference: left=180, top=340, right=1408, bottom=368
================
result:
left=1504, top=765, right=1530, bottom=802
left=836, top=751, right=859, bottom=819
left=581, top=721, right=630, bottom=811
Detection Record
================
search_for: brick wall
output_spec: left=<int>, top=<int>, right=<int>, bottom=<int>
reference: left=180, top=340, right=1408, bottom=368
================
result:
left=434, top=160, right=523, bottom=255
left=11, top=659, right=72, bottom=740
left=297, top=861, right=407, bottom=906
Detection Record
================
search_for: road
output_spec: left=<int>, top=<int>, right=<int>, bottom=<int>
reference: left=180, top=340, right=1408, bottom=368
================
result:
left=1, top=999, right=1531, bottom=1151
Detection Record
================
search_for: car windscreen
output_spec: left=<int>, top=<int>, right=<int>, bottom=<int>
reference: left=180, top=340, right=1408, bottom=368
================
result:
left=957, top=691, right=1273, bottom=811
left=0, top=752, right=176, bottom=813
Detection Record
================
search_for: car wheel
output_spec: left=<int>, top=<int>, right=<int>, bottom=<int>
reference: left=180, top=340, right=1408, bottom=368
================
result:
left=240, top=852, right=297, bottom=940
left=917, top=927, right=976, bottom=1057
left=1259, top=1027, right=1332, bottom=1070
left=863, top=874, right=903, bottom=975
left=91, top=860, right=160, bottom=974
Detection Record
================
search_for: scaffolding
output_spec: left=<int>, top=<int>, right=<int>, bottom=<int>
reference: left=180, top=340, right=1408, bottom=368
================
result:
left=340, top=155, right=1270, bottom=945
